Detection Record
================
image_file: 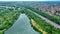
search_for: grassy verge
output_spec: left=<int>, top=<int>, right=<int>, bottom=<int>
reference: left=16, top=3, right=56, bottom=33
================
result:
left=24, top=9, right=60, bottom=34
left=31, top=19, right=47, bottom=34
left=25, top=6, right=60, bottom=25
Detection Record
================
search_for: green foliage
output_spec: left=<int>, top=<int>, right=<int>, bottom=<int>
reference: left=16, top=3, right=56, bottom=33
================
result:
left=0, top=6, right=21, bottom=34
left=25, top=6, right=60, bottom=25
left=56, top=10, right=60, bottom=13
left=0, top=6, right=60, bottom=34
left=24, top=9, right=60, bottom=34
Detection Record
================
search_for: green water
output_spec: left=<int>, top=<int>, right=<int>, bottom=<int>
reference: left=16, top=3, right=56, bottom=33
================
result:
left=4, top=14, right=40, bottom=34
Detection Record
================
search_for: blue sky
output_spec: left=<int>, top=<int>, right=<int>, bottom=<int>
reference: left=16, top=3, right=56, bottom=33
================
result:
left=0, top=0, right=60, bottom=1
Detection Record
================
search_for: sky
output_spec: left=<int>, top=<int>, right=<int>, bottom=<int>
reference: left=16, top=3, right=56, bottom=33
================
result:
left=0, top=0, right=60, bottom=1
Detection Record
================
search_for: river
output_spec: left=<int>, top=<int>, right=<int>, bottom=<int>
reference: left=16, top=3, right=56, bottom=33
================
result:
left=4, top=14, right=40, bottom=34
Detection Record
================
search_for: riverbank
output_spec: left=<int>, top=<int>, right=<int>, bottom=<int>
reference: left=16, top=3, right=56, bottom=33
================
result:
left=4, top=14, right=40, bottom=34
left=0, top=29, right=6, bottom=34
left=25, top=9, right=60, bottom=34
left=0, top=30, right=4, bottom=34
left=0, top=7, right=22, bottom=34
left=31, top=19, right=47, bottom=34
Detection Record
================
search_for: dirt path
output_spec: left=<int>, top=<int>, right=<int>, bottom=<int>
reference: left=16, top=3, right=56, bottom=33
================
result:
left=31, top=19, right=47, bottom=34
